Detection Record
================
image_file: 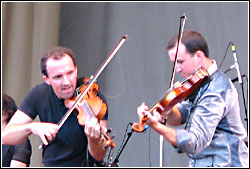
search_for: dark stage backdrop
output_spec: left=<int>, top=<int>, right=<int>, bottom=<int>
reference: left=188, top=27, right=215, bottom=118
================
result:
left=59, top=2, right=248, bottom=167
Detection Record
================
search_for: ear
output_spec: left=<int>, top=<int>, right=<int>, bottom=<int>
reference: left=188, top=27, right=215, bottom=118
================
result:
left=43, top=75, right=51, bottom=85
left=194, top=50, right=203, bottom=63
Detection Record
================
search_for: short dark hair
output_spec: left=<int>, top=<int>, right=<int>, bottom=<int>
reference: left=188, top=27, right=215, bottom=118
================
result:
left=167, top=30, right=209, bottom=58
left=2, top=94, right=18, bottom=123
left=40, top=46, right=77, bottom=76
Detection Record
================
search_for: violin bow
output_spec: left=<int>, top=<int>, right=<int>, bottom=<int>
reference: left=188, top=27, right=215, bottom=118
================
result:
left=160, top=14, right=187, bottom=167
left=58, top=35, right=128, bottom=129
left=169, top=14, right=187, bottom=89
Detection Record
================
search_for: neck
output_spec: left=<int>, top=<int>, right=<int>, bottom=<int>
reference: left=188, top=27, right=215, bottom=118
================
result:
left=201, top=57, right=213, bottom=70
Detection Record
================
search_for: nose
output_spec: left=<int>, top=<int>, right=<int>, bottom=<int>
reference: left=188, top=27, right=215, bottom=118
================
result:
left=176, top=65, right=182, bottom=73
left=62, top=75, right=70, bottom=85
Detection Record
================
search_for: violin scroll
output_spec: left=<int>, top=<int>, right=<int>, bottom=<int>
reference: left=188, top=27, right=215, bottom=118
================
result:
left=132, top=115, right=148, bottom=133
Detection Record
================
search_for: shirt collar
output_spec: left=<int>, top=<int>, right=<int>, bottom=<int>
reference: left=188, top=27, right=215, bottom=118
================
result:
left=207, top=60, right=218, bottom=76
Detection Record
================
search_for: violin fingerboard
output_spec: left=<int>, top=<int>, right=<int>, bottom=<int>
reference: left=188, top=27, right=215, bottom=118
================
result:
left=82, top=100, right=95, bottom=117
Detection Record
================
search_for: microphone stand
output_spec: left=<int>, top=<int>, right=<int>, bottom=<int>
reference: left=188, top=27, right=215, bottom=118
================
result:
left=225, top=65, right=248, bottom=132
left=107, top=125, right=135, bottom=167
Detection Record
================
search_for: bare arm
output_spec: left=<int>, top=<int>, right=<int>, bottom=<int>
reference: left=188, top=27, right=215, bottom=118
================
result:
left=2, top=110, right=59, bottom=146
left=149, top=120, right=178, bottom=147
left=10, top=160, right=27, bottom=167
left=166, top=105, right=183, bottom=126
left=2, top=110, right=33, bottom=145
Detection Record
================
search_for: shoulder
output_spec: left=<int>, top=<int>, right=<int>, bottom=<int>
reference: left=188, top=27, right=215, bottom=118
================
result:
left=25, top=83, right=51, bottom=98
left=19, top=83, right=52, bottom=119
left=32, top=82, right=50, bottom=92
left=210, top=70, right=232, bottom=90
left=20, top=82, right=51, bottom=105
left=204, top=69, right=238, bottom=101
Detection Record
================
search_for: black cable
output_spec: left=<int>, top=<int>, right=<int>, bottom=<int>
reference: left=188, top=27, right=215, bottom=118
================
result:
left=218, top=41, right=233, bottom=69
left=115, top=123, right=132, bottom=159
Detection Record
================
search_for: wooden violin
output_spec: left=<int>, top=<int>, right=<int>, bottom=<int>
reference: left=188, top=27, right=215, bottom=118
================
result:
left=64, top=77, right=115, bottom=149
left=64, top=77, right=107, bottom=126
left=132, top=66, right=209, bottom=132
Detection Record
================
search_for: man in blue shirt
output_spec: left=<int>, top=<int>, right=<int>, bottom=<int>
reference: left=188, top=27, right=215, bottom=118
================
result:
left=136, top=30, right=248, bottom=167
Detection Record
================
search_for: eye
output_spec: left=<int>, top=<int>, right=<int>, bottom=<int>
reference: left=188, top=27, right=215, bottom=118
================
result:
left=54, top=75, right=62, bottom=80
left=67, top=70, right=74, bottom=76
left=177, top=60, right=183, bottom=64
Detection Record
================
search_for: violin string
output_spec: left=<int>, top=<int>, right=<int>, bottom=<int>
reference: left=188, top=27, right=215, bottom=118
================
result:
left=82, top=100, right=95, bottom=117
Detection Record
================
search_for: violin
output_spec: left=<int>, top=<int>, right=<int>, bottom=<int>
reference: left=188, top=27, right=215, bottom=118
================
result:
left=64, top=77, right=115, bottom=149
left=132, top=66, right=209, bottom=132
left=64, top=77, right=107, bottom=126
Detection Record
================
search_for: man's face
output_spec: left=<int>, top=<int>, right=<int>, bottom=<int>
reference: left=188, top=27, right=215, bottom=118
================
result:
left=43, top=54, right=78, bottom=99
left=168, top=43, right=200, bottom=78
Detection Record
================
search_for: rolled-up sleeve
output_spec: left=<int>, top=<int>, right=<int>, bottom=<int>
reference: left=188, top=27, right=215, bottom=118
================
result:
left=174, top=92, right=226, bottom=154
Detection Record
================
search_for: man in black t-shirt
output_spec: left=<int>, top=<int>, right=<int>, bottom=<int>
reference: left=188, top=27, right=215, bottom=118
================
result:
left=2, top=47, right=109, bottom=167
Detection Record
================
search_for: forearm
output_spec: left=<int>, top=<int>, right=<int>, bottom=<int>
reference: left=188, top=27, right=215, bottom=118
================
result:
left=10, top=160, right=27, bottom=167
left=2, top=123, right=32, bottom=145
left=166, top=106, right=182, bottom=126
left=150, top=122, right=178, bottom=147
left=87, top=137, right=107, bottom=161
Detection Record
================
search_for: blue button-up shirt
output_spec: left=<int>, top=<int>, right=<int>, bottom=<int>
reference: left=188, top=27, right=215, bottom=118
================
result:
left=175, top=61, right=248, bottom=167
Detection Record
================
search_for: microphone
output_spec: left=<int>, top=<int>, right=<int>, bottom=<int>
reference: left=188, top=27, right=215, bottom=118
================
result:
left=231, top=74, right=246, bottom=83
left=231, top=43, right=243, bottom=84
left=181, top=13, right=187, bottom=19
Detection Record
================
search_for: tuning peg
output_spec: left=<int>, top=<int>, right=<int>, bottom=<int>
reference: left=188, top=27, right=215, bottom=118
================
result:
left=110, top=134, right=116, bottom=140
left=107, top=128, right=112, bottom=133
left=104, top=145, right=109, bottom=149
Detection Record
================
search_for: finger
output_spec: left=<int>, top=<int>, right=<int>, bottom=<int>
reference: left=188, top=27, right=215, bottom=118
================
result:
left=44, top=132, right=52, bottom=142
left=40, top=133, right=49, bottom=145
left=137, top=103, right=148, bottom=116
left=153, top=109, right=160, bottom=118
left=93, top=124, right=101, bottom=139
left=85, top=117, right=99, bottom=137
left=101, top=125, right=107, bottom=133
left=142, top=102, right=149, bottom=111
left=84, top=115, right=91, bottom=133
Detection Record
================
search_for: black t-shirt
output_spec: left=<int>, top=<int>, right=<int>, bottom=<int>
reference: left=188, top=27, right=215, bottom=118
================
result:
left=2, top=139, right=32, bottom=167
left=19, top=77, right=108, bottom=167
